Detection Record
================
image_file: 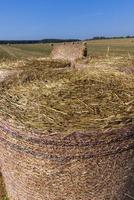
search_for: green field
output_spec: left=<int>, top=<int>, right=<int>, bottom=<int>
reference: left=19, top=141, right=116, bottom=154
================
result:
left=0, top=38, right=134, bottom=61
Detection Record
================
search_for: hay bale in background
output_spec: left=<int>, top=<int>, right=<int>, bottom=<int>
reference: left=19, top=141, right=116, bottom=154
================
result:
left=50, top=43, right=54, bottom=47
left=51, top=42, right=87, bottom=67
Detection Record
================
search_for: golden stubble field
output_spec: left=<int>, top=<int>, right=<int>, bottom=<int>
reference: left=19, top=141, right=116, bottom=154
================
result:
left=0, top=38, right=134, bottom=61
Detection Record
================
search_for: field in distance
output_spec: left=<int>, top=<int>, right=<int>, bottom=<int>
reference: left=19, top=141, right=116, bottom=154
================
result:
left=0, top=43, right=52, bottom=61
left=0, top=38, right=134, bottom=61
left=88, top=38, right=134, bottom=57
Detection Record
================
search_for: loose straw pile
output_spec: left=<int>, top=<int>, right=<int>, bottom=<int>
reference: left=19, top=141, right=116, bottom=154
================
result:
left=0, top=59, right=133, bottom=135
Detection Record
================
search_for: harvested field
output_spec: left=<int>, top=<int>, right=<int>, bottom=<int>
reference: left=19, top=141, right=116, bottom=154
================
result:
left=0, top=38, right=134, bottom=62
left=0, top=44, right=52, bottom=61
left=87, top=38, right=134, bottom=57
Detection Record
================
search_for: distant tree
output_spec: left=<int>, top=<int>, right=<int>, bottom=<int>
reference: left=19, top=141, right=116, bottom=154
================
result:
left=0, top=39, right=80, bottom=45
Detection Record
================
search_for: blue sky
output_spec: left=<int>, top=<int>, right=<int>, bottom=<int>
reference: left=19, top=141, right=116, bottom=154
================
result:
left=0, top=0, right=134, bottom=40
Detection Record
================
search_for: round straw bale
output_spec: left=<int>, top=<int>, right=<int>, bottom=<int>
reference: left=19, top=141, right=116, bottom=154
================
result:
left=0, top=125, right=133, bottom=200
left=0, top=59, right=133, bottom=200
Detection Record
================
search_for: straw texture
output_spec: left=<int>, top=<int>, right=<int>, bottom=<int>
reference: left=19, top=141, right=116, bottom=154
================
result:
left=0, top=121, right=133, bottom=200
left=0, top=58, right=133, bottom=200
left=51, top=43, right=87, bottom=66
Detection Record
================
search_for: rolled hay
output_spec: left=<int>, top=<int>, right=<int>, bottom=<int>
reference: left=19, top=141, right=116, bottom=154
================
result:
left=51, top=42, right=87, bottom=67
left=0, top=123, right=133, bottom=200
left=50, top=43, right=54, bottom=47
left=0, top=59, right=133, bottom=200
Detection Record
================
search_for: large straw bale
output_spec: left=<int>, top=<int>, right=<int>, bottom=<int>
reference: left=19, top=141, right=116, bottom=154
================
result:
left=0, top=59, right=133, bottom=200
left=51, top=43, right=87, bottom=67
left=0, top=123, right=133, bottom=200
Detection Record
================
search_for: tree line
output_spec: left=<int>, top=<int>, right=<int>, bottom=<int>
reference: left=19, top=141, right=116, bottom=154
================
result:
left=0, top=39, right=80, bottom=44
left=87, top=35, right=134, bottom=40
left=0, top=36, right=134, bottom=44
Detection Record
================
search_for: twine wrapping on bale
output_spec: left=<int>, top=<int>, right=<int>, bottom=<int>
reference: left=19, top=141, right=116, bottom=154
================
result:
left=0, top=122, right=133, bottom=200
left=0, top=59, right=133, bottom=200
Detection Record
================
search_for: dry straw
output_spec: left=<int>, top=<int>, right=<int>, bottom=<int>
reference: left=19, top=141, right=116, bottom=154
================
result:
left=0, top=58, right=133, bottom=200
left=0, top=59, right=133, bottom=134
left=51, top=42, right=87, bottom=67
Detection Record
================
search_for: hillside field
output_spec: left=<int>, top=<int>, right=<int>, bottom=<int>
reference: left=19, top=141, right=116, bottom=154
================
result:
left=0, top=38, right=134, bottom=61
